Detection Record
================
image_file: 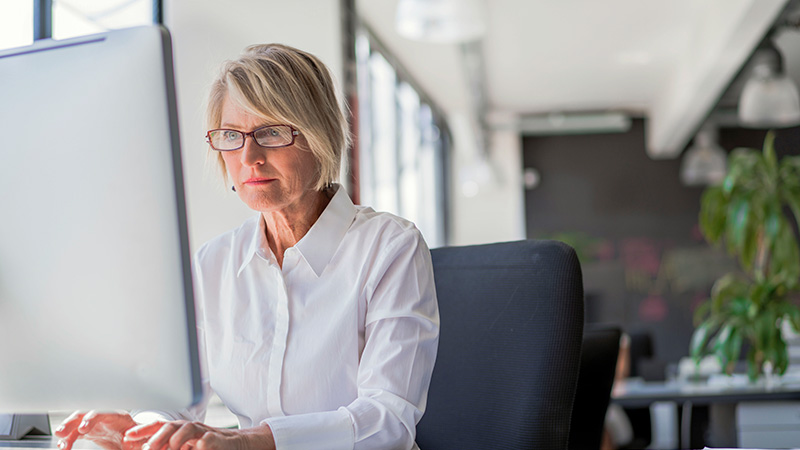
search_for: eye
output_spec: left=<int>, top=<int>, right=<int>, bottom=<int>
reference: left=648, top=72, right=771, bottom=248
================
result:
left=223, top=130, right=240, bottom=141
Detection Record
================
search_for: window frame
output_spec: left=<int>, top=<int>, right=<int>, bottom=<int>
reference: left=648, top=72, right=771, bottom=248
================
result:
left=354, top=22, right=452, bottom=248
left=32, top=0, right=162, bottom=41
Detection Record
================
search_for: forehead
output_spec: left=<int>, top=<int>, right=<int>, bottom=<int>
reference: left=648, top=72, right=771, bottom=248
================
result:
left=219, top=95, right=279, bottom=129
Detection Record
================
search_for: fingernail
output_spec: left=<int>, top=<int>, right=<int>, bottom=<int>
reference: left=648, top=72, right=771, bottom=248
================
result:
left=58, top=440, right=65, bottom=450
left=55, top=425, right=64, bottom=433
left=79, top=421, right=89, bottom=429
left=142, top=444, right=150, bottom=450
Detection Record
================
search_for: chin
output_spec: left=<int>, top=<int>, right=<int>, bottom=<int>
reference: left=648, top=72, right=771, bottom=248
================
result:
left=242, top=194, right=285, bottom=213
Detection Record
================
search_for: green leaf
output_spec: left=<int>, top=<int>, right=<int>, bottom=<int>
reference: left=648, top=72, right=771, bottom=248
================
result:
left=764, top=202, right=781, bottom=245
left=693, top=300, right=711, bottom=326
left=779, top=157, right=800, bottom=194
left=710, top=273, right=748, bottom=312
left=713, top=322, right=735, bottom=367
left=770, top=222, right=800, bottom=290
left=724, top=326, right=744, bottom=373
left=777, top=303, right=800, bottom=333
left=763, top=130, right=778, bottom=172
left=775, top=334, right=788, bottom=375
left=731, top=296, right=752, bottom=318
left=726, top=198, right=750, bottom=257
left=690, top=321, right=714, bottom=360
left=747, top=346, right=762, bottom=381
left=749, top=282, right=768, bottom=309
left=700, top=187, right=728, bottom=244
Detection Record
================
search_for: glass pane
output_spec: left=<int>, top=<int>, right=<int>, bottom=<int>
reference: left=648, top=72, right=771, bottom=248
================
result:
left=418, top=103, right=443, bottom=248
left=369, top=52, right=399, bottom=216
left=355, top=31, right=375, bottom=207
left=53, top=0, right=153, bottom=40
left=398, top=82, right=420, bottom=226
left=0, top=1, right=33, bottom=51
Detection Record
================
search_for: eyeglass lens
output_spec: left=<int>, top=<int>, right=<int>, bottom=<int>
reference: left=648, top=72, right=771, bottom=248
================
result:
left=208, top=125, right=294, bottom=150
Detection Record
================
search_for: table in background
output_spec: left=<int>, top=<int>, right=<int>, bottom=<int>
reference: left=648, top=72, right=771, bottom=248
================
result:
left=612, top=375, right=800, bottom=448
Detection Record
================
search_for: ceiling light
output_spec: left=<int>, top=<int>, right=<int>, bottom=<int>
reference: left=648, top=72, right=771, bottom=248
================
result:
left=395, top=0, right=486, bottom=44
left=517, top=112, right=632, bottom=135
left=680, top=124, right=727, bottom=186
left=738, top=42, right=800, bottom=128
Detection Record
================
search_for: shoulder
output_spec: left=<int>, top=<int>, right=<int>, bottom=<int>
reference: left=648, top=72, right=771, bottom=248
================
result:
left=347, top=206, right=431, bottom=278
left=350, top=205, right=424, bottom=248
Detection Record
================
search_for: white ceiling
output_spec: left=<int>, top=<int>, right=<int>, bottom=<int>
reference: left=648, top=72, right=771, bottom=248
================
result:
left=356, top=0, right=798, bottom=158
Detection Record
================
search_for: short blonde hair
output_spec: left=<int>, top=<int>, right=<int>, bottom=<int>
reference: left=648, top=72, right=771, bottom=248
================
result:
left=206, top=43, right=349, bottom=190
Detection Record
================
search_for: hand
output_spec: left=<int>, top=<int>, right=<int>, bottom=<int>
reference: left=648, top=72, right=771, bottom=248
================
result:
left=55, top=411, right=139, bottom=450
left=124, top=422, right=275, bottom=450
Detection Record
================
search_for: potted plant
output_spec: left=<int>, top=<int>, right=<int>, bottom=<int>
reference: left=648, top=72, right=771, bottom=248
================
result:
left=690, top=131, right=800, bottom=381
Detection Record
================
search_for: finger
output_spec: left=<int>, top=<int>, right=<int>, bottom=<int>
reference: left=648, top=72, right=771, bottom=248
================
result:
left=55, top=412, right=86, bottom=437
left=77, top=410, right=102, bottom=435
left=178, top=438, right=198, bottom=450
left=168, top=423, right=206, bottom=450
left=125, top=422, right=166, bottom=440
left=144, top=422, right=181, bottom=450
left=57, top=430, right=80, bottom=450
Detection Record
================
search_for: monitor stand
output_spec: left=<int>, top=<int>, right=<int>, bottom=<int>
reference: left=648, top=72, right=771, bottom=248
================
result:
left=0, top=414, right=51, bottom=440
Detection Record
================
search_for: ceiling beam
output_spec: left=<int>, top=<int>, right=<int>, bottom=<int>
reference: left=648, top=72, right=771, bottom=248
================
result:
left=646, top=0, right=789, bottom=159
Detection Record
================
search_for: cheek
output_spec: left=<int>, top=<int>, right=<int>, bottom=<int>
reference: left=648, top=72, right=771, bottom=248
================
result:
left=294, top=151, right=320, bottom=185
left=221, top=153, right=239, bottom=176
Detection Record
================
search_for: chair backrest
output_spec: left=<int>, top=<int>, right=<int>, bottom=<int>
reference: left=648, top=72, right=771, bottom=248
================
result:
left=568, top=326, right=621, bottom=450
left=417, top=240, right=584, bottom=450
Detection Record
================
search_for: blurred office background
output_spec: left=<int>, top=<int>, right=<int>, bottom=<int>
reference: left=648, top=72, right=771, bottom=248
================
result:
left=3, top=0, right=800, bottom=444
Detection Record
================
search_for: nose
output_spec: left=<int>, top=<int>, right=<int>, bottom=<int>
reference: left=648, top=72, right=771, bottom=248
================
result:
left=240, top=134, right=266, bottom=167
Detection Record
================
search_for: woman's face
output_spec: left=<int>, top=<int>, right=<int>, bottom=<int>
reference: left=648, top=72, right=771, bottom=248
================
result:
left=219, top=96, right=320, bottom=215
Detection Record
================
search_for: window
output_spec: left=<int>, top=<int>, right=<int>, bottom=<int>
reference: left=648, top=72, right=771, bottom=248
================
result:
left=53, top=0, right=155, bottom=40
left=355, top=28, right=450, bottom=248
left=0, top=0, right=160, bottom=51
left=0, top=2, right=34, bottom=50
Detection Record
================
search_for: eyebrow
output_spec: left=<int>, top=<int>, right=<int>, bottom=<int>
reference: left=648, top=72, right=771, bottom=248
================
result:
left=218, top=123, right=280, bottom=129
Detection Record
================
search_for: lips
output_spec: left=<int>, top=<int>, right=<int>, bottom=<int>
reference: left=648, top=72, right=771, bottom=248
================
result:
left=244, top=177, right=275, bottom=185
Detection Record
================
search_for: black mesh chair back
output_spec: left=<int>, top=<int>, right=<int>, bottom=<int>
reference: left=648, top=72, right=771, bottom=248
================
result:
left=568, top=326, right=622, bottom=450
left=416, top=240, right=584, bottom=450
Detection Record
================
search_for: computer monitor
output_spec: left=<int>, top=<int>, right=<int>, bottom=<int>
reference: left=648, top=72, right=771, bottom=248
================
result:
left=0, top=25, right=202, bottom=413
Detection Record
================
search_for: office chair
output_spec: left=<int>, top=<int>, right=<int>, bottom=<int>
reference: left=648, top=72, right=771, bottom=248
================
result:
left=620, top=330, right=656, bottom=450
left=568, top=326, right=621, bottom=450
left=416, top=240, right=584, bottom=450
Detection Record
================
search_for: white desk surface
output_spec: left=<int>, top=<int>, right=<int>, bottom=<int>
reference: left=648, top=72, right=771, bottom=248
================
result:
left=0, top=394, right=238, bottom=450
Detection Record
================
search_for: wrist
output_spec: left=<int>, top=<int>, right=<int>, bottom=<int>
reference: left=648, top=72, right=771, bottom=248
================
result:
left=241, top=424, right=275, bottom=450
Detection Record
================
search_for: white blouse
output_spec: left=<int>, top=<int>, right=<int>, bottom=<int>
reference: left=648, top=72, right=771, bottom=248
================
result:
left=173, top=186, right=439, bottom=450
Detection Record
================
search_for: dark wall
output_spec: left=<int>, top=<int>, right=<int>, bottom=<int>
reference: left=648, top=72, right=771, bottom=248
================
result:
left=523, top=120, right=800, bottom=365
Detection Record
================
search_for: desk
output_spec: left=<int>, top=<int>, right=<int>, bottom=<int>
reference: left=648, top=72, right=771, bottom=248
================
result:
left=0, top=438, right=99, bottom=450
left=612, top=377, right=800, bottom=407
left=612, top=376, right=800, bottom=448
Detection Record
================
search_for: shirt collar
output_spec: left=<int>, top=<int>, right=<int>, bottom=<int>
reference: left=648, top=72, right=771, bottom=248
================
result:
left=295, top=184, right=357, bottom=277
left=237, top=184, right=356, bottom=277
left=237, top=214, right=268, bottom=277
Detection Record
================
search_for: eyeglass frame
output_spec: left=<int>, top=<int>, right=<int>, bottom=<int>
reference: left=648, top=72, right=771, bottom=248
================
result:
left=205, top=124, right=300, bottom=151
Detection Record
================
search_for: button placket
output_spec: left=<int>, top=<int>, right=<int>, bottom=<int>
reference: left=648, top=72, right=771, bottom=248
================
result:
left=266, top=265, right=289, bottom=417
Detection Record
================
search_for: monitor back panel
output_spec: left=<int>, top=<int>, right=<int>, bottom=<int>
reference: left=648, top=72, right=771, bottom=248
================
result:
left=0, top=26, right=201, bottom=412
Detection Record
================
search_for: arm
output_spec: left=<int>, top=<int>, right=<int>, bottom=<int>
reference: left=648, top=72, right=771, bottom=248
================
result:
left=263, top=229, right=440, bottom=449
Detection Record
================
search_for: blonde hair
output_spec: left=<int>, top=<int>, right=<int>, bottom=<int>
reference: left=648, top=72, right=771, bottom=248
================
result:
left=206, top=43, right=349, bottom=190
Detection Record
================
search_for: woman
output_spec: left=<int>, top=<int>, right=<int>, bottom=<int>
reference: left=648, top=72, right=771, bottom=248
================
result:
left=55, top=43, right=439, bottom=450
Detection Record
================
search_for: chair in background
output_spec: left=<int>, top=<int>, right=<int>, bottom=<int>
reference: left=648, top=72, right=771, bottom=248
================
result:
left=416, top=240, right=584, bottom=450
left=620, top=330, right=657, bottom=449
left=568, top=326, right=621, bottom=450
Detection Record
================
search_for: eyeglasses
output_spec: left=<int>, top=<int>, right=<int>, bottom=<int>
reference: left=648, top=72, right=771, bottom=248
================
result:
left=205, top=125, right=299, bottom=151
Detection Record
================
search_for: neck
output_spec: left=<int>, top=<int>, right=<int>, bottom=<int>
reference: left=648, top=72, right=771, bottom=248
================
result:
left=261, top=188, right=333, bottom=267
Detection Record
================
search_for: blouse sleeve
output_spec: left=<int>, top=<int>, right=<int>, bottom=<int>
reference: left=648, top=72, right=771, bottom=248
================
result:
left=263, top=228, right=440, bottom=450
